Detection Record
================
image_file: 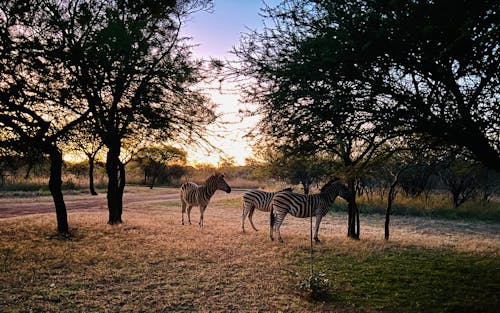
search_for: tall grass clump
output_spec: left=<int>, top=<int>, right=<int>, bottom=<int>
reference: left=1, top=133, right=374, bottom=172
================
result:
left=330, top=193, right=500, bottom=223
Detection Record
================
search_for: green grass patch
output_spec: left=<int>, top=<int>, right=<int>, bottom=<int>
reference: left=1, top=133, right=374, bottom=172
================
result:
left=294, top=246, right=500, bottom=312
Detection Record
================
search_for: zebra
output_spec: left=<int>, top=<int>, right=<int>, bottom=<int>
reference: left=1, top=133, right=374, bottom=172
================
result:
left=241, top=187, right=293, bottom=232
left=270, top=178, right=351, bottom=243
left=180, top=173, right=231, bottom=227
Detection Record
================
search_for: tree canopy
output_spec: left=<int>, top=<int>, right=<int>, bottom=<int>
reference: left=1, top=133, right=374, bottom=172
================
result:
left=235, top=0, right=500, bottom=172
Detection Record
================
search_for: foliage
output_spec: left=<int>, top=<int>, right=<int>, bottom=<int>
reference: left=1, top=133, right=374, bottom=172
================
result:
left=131, top=146, right=187, bottom=187
left=298, top=272, right=331, bottom=301
left=268, top=154, right=330, bottom=194
left=234, top=0, right=500, bottom=172
left=40, top=0, right=217, bottom=145
left=439, top=155, right=482, bottom=208
left=0, top=0, right=88, bottom=151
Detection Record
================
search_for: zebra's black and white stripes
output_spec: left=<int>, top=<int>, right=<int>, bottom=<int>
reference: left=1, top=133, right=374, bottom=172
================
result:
left=241, top=187, right=292, bottom=232
left=180, top=173, right=231, bottom=227
left=270, top=179, right=350, bottom=243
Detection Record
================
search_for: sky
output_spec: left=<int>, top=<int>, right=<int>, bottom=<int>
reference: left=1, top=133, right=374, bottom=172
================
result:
left=181, top=0, right=280, bottom=166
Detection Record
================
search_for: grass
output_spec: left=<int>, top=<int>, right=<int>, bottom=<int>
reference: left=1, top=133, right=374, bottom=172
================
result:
left=0, top=188, right=499, bottom=312
left=331, top=195, right=500, bottom=223
left=295, top=244, right=500, bottom=312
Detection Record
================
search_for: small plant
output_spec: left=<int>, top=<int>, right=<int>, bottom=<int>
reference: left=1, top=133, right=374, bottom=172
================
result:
left=299, top=272, right=331, bottom=301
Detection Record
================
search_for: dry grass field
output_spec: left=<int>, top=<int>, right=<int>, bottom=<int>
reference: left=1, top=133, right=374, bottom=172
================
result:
left=0, top=186, right=499, bottom=312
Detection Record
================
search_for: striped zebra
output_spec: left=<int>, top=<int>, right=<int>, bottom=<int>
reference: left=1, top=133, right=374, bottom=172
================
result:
left=180, top=173, right=231, bottom=227
left=241, top=187, right=293, bottom=232
left=270, top=179, right=350, bottom=243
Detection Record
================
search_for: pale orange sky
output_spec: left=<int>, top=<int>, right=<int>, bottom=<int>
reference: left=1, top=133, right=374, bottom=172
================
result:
left=181, top=0, right=279, bottom=166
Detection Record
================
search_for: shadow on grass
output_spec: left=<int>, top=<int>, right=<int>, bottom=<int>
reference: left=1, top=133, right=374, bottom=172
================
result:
left=293, top=245, right=500, bottom=312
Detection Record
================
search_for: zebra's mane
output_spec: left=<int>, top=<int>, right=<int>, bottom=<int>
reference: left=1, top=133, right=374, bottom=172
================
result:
left=320, top=177, right=342, bottom=194
left=204, top=173, right=223, bottom=185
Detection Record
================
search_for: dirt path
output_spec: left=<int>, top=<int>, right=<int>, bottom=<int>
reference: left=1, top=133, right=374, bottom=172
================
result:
left=0, top=186, right=245, bottom=218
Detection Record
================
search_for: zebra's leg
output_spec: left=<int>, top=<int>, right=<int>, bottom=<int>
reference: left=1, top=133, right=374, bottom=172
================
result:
left=248, top=207, right=258, bottom=231
left=269, top=208, right=275, bottom=241
left=242, top=204, right=250, bottom=233
left=187, top=205, right=193, bottom=225
left=199, top=205, right=206, bottom=227
left=181, top=200, right=186, bottom=225
left=313, top=214, right=324, bottom=243
left=274, top=212, right=286, bottom=243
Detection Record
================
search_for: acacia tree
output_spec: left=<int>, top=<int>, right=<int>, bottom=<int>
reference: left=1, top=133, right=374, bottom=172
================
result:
left=248, top=0, right=499, bottom=170
left=65, top=121, right=105, bottom=195
left=134, top=146, right=186, bottom=189
left=0, top=0, right=89, bottom=234
left=439, top=155, right=480, bottom=208
left=41, top=0, right=216, bottom=224
left=268, top=154, right=328, bottom=194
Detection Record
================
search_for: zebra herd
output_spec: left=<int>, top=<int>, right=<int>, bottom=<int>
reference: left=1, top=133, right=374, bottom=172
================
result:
left=179, top=173, right=351, bottom=243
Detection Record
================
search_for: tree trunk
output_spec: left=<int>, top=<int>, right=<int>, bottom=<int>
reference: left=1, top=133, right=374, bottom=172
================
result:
left=302, top=181, right=310, bottom=195
left=118, top=161, right=125, bottom=219
left=385, top=180, right=398, bottom=240
left=452, top=190, right=460, bottom=208
left=88, top=156, right=98, bottom=195
left=150, top=177, right=155, bottom=189
left=48, top=147, right=69, bottom=234
left=458, top=127, right=500, bottom=173
left=346, top=179, right=360, bottom=239
left=106, top=142, right=123, bottom=225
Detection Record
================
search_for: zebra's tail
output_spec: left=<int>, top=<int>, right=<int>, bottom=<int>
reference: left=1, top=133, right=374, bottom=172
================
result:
left=269, top=205, right=275, bottom=241
left=270, top=206, right=275, bottom=227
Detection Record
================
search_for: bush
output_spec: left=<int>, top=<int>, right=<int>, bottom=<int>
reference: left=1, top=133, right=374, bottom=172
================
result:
left=299, top=272, right=331, bottom=301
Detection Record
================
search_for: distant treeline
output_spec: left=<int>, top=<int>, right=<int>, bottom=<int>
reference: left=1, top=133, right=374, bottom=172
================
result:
left=1, top=153, right=498, bottom=211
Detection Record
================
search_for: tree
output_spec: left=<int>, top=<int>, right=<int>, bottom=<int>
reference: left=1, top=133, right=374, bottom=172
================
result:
left=269, top=154, right=328, bottom=194
left=134, top=146, right=186, bottom=188
left=65, top=121, right=105, bottom=195
left=1, top=0, right=89, bottom=234
left=0, top=149, right=22, bottom=187
left=475, top=167, right=500, bottom=204
left=439, top=156, right=480, bottom=208
left=41, top=0, right=217, bottom=224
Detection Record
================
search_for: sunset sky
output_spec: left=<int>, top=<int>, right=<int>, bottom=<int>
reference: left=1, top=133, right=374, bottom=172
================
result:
left=182, top=0, right=279, bottom=166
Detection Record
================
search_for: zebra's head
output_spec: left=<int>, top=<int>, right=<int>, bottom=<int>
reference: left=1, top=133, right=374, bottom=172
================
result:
left=213, top=173, right=231, bottom=193
left=323, top=177, right=353, bottom=202
left=320, top=178, right=343, bottom=203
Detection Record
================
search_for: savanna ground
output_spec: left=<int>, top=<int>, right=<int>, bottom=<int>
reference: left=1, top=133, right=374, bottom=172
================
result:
left=0, top=186, right=499, bottom=312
